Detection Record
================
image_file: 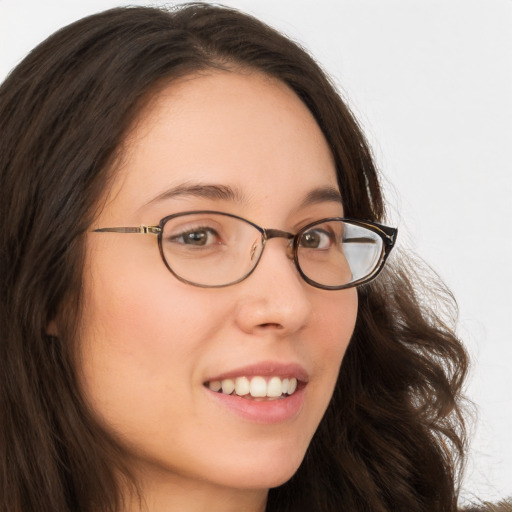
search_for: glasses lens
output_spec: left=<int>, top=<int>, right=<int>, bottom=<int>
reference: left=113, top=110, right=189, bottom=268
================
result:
left=161, top=213, right=263, bottom=286
left=297, top=220, right=384, bottom=288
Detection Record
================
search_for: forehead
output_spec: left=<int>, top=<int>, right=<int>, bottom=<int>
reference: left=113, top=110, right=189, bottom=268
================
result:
left=104, top=70, right=339, bottom=221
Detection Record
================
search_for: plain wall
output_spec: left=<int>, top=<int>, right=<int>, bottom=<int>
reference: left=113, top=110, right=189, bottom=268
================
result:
left=1, top=0, right=511, bottom=505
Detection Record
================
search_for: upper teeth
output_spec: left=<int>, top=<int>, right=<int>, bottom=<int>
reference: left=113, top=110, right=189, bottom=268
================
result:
left=207, top=376, right=298, bottom=398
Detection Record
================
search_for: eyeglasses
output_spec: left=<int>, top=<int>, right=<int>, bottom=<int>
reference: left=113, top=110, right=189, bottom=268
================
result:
left=93, top=211, right=397, bottom=290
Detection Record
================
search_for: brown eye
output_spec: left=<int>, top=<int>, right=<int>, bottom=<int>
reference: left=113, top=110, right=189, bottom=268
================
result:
left=171, top=228, right=219, bottom=246
left=300, top=229, right=332, bottom=249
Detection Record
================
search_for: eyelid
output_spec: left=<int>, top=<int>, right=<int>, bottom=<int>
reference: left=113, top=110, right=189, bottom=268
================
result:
left=293, top=208, right=344, bottom=231
left=165, top=215, right=224, bottom=230
left=296, top=215, right=342, bottom=232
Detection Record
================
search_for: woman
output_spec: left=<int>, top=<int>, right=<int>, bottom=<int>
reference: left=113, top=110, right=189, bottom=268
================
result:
left=0, top=3, right=486, bottom=511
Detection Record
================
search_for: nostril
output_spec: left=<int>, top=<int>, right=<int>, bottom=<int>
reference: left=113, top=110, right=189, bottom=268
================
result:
left=258, top=323, right=283, bottom=329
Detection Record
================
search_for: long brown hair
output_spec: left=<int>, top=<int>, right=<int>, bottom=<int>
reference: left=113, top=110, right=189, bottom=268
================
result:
left=0, top=4, right=468, bottom=511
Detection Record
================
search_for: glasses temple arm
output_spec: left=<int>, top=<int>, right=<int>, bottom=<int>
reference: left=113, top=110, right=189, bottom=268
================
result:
left=93, top=226, right=161, bottom=234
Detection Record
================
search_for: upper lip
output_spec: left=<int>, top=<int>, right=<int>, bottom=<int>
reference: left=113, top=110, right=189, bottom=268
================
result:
left=204, top=360, right=309, bottom=384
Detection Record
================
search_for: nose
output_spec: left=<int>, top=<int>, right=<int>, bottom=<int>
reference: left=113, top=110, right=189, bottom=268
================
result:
left=234, top=237, right=313, bottom=336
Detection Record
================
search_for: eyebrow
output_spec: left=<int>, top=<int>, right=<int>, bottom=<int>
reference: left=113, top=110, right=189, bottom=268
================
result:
left=143, top=182, right=343, bottom=209
left=144, top=183, right=248, bottom=207
left=297, top=186, right=343, bottom=209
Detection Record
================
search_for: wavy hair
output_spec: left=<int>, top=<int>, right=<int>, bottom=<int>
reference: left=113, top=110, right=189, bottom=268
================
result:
left=0, top=4, right=468, bottom=511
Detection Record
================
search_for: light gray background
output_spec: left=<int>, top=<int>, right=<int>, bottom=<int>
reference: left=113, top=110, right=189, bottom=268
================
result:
left=1, top=0, right=511, bottom=505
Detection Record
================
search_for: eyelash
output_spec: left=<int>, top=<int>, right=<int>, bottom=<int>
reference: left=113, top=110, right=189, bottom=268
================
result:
left=168, top=226, right=222, bottom=246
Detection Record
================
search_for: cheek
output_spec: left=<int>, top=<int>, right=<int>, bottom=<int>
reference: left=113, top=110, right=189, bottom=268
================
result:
left=77, top=239, right=223, bottom=427
left=306, top=289, right=358, bottom=408
left=313, top=288, right=357, bottom=366
left=82, top=234, right=222, bottom=350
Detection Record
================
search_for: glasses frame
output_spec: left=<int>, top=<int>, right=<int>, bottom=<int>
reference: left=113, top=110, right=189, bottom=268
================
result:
left=93, top=210, right=397, bottom=290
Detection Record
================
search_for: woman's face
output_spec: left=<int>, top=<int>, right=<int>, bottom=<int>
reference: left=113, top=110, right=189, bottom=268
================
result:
left=80, top=71, right=358, bottom=495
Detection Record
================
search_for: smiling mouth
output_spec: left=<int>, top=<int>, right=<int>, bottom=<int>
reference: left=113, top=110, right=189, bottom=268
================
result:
left=204, top=376, right=299, bottom=401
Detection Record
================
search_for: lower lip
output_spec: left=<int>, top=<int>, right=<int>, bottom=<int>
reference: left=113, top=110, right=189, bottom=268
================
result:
left=205, top=386, right=306, bottom=424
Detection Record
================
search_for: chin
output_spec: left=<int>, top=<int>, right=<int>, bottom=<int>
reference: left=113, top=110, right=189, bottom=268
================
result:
left=213, top=449, right=306, bottom=491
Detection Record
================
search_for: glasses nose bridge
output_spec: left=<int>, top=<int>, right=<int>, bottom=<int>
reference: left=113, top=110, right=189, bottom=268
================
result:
left=261, top=228, right=296, bottom=260
left=264, top=228, right=294, bottom=241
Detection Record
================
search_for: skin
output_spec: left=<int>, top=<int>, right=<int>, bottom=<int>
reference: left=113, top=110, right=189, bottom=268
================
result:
left=80, top=70, right=358, bottom=512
